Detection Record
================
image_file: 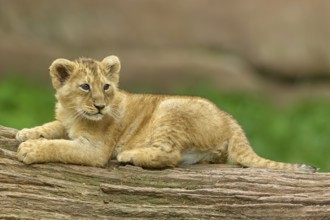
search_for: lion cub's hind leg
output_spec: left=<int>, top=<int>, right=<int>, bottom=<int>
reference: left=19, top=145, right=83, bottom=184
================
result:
left=117, top=144, right=181, bottom=169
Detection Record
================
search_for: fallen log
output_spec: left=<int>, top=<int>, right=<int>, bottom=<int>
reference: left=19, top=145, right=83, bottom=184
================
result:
left=0, top=125, right=19, bottom=151
left=0, top=125, right=329, bottom=219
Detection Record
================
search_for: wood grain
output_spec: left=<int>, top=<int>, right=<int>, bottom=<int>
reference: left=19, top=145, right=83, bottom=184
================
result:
left=0, top=125, right=329, bottom=219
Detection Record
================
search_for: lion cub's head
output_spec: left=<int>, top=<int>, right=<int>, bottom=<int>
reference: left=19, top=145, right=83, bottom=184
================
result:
left=49, top=56, right=121, bottom=121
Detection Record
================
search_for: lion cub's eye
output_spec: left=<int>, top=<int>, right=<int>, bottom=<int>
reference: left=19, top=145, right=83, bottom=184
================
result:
left=103, top=84, right=110, bottom=91
left=80, top=83, right=90, bottom=91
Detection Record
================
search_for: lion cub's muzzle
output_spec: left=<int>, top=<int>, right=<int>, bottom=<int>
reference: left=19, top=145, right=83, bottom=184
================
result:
left=81, top=103, right=108, bottom=121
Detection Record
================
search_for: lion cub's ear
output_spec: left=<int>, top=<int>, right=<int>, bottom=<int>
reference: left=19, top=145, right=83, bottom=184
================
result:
left=49, top=58, right=75, bottom=89
left=102, top=56, right=121, bottom=84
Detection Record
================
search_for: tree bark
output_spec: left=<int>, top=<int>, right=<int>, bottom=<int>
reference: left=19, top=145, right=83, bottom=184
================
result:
left=0, top=125, right=329, bottom=219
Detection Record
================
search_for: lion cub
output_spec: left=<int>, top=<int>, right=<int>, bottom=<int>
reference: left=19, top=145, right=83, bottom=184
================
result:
left=16, top=56, right=316, bottom=172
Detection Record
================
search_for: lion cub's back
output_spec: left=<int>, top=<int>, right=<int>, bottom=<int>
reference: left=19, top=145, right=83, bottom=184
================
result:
left=154, top=96, right=230, bottom=145
left=157, top=96, right=225, bottom=121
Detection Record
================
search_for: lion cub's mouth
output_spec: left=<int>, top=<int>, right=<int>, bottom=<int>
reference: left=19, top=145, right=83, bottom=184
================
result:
left=81, top=111, right=104, bottom=121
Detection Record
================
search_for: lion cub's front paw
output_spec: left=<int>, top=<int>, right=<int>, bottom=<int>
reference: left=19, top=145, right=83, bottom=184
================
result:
left=117, top=150, right=136, bottom=164
left=17, top=140, right=46, bottom=165
left=16, top=128, right=43, bottom=142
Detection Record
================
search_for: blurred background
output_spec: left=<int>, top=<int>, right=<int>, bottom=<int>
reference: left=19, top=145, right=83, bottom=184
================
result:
left=0, top=0, right=329, bottom=171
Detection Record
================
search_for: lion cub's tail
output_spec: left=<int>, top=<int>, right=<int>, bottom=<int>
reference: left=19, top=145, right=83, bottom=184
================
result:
left=227, top=119, right=317, bottom=172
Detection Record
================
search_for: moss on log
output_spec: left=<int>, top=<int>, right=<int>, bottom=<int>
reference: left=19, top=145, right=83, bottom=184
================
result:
left=0, top=125, right=329, bottom=219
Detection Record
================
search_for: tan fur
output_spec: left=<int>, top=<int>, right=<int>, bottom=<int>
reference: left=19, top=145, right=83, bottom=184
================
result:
left=16, top=56, right=316, bottom=172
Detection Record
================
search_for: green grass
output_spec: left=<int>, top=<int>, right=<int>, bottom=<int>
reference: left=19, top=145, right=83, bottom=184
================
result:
left=0, top=76, right=329, bottom=171
left=0, top=76, right=55, bottom=128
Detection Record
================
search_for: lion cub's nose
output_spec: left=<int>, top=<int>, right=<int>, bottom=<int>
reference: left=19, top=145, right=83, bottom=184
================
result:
left=94, top=104, right=105, bottom=111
